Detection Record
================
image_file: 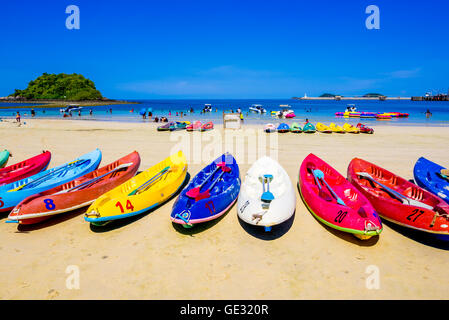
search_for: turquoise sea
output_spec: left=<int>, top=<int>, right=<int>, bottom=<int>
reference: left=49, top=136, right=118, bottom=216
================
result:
left=1, top=99, right=448, bottom=127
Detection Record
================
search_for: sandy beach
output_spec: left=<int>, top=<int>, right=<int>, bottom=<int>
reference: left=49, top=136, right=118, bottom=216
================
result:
left=0, top=118, right=448, bottom=300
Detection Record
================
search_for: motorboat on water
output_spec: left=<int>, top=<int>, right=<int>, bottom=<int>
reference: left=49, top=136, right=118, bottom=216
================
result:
left=202, top=104, right=212, bottom=112
left=249, top=104, right=266, bottom=114
left=271, top=105, right=296, bottom=118
left=60, top=104, right=83, bottom=113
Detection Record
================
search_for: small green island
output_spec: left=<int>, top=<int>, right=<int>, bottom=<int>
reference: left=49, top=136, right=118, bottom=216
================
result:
left=2, top=73, right=138, bottom=108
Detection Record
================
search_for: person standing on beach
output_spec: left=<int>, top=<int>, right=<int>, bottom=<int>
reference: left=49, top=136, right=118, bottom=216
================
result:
left=142, top=112, right=147, bottom=119
left=16, top=112, right=21, bottom=123
left=90, top=109, right=93, bottom=116
left=148, top=111, right=152, bottom=120
left=31, top=109, right=35, bottom=117
left=78, top=110, right=81, bottom=117
left=425, top=109, right=432, bottom=118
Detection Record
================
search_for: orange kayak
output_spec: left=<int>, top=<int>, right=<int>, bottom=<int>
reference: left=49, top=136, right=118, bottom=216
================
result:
left=7, top=151, right=141, bottom=225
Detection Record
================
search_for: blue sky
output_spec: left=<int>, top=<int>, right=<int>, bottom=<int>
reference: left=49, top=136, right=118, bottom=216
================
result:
left=0, top=0, right=448, bottom=98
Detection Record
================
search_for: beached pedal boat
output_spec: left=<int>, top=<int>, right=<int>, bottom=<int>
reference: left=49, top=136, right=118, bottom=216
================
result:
left=0, top=149, right=102, bottom=214
left=348, top=158, right=449, bottom=240
left=187, top=121, right=202, bottom=132
left=277, top=123, right=290, bottom=133
left=290, top=122, right=302, bottom=133
left=329, top=123, right=346, bottom=133
left=302, top=122, right=316, bottom=133
left=0, top=151, right=51, bottom=186
left=343, top=123, right=360, bottom=134
left=84, top=151, right=187, bottom=226
left=264, top=123, right=276, bottom=133
left=238, top=156, right=296, bottom=232
left=316, top=123, right=332, bottom=133
left=171, top=153, right=240, bottom=228
left=7, top=152, right=141, bottom=225
left=357, top=123, right=374, bottom=134
left=200, top=122, right=214, bottom=132
left=299, top=154, right=382, bottom=240
left=413, top=157, right=449, bottom=203
left=0, top=150, right=11, bottom=168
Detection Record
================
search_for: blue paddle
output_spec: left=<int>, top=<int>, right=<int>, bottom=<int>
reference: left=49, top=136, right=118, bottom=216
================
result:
left=128, top=166, right=171, bottom=196
left=313, top=169, right=346, bottom=206
left=260, top=174, right=275, bottom=202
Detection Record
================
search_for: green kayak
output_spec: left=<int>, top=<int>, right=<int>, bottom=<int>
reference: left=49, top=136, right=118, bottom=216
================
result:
left=303, top=122, right=316, bottom=133
left=0, top=149, right=10, bottom=168
left=290, top=122, right=302, bottom=133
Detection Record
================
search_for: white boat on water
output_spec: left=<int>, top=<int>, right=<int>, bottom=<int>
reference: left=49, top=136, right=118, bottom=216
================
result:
left=202, top=104, right=212, bottom=112
left=249, top=104, right=266, bottom=114
left=60, top=104, right=83, bottom=113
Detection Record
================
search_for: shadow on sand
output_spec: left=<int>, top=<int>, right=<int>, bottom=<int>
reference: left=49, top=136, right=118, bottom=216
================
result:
left=89, top=173, right=191, bottom=233
left=15, top=207, right=87, bottom=232
left=382, top=220, right=449, bottom=250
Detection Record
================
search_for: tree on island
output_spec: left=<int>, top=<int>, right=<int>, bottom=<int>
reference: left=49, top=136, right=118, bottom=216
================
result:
left=363, top=93, right=385, bottom=98
left=10, top=73, right=103, bottom=100
left=319, top=93, right=340, bottom=98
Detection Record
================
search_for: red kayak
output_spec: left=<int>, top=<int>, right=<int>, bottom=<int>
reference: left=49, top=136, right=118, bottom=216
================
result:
left=200, top=121, right=214, bottom=132
left=187, top=121, right=202, bottom=132
left=356, top=123, right=374, bottom=134
left=348, top=158, right=449, bottom=240
left=299, top=154, right=382, bottom=240
left=7, top=151, right=141, bottom=225
left=0, top=151, right=51, bottom=186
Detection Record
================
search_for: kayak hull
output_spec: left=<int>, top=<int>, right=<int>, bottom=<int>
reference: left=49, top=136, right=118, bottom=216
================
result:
left=0, top=149, right=102, bottom=213
left=8, top=152, right=141, bottom=224
left=0, top=150, right=10, bottom=168
left=348, top=158, right=449, bottom=238
left=85, top=151, right=187, bottom=225
left=299, top=154, right=382, bottom=239
left=413, top=157, right=449, bottom=203
left=0, top=151, right=51, bottom=186
left=171, top=153, right=241, bottom=227
left=238, top=156, right=296, bottom=228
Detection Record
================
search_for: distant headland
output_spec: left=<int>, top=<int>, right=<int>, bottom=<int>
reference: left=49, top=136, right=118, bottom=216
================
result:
left=0, top=73, right=139, bottom=108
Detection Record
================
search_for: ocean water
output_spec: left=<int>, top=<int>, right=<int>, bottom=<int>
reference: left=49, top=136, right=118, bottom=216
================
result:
left=1, top=99, right=448, bottom=127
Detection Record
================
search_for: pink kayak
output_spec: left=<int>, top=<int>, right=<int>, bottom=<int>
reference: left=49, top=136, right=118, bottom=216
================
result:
left=0, top=151, right=51, bottom=186
left=187, top=121, right=202, bottom=131
left=298, top=153, right=383, bottom=240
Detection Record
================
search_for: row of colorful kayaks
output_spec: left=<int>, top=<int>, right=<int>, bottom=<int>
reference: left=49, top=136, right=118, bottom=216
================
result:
left=2, top=149, right=448, bottom=242
left=157, top=121, right=214, bottom=132
left=335, top=111, right=409, bottom=119
left=265, top=123, right=374, bottom=134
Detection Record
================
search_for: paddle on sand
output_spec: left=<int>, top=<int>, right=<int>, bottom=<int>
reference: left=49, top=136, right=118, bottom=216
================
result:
left=313, top=169, right=346, bottom=206
left=195, top=165, right=231, bottom=201
left=186, top=162, right=227, bottom=198
left=357, top=172, right=433, bottom=210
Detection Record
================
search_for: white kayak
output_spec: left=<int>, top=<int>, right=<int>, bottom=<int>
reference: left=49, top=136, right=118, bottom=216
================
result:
left=237, top=156, right=296, bottom=231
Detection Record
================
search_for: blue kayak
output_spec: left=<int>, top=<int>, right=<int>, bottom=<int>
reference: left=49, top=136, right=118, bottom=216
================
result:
left=171, top=153, right=241, bottom=228
left=0, top=149, right=102, bottom=213
left=414, top=157, right=449, bottom=203
left=277, top=123, right=290, bottom=133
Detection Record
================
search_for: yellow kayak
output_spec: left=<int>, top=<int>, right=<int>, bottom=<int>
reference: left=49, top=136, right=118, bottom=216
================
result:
left=329, top=123, right=346, bottom=133
left=84, top=151, right=188, bottom=226
left=343, top=123, right=360, bottom=134
left=316, top=122, right=332, bottom=133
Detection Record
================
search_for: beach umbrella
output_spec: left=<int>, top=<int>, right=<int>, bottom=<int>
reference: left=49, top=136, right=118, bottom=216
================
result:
left=139, top=108, right=147, bottom=115
left=147, top=107, right=153, bottom=113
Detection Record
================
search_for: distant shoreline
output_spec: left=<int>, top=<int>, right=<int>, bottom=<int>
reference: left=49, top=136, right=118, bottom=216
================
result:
left=292, top=97, right=411, bottom=101
left=0, top=99, right=140, bottom=109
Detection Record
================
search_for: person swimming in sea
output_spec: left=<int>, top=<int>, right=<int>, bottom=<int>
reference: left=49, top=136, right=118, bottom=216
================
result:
left=425, top=109, right=432, bottom=118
